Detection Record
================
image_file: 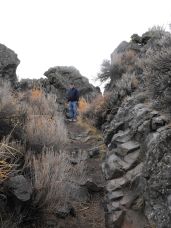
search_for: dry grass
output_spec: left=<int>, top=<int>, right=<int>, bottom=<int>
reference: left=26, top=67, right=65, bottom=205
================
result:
left=112, top=50, right=137, bottom=67
left=144, top=47, right=171, bottom=110
left=115, top=73, right=138, bottom=93
left=26, top=115, right=67, bottom=151
left=30, top=149, right=70, bottom=212
left=26, top=148, right=86, bottom=213
left=0, top=137, right=23, bottom=183
left=79, top=93, right=111, bottom=128
left=78, top=97, right=89, bottom=113
left=77, top=117, right=101, bottom=137
left=123, top=50, right=137, bottom=62
left=20, top=88, right=58, bottom=117
left=0, top=80, right=18, bottom=119
left=80, top=94, right=110, bottom=115
left=21, top=88, right=68, bottom=151
left=98, top=49, right=137, bottom=83
left=83, top=73, right=139, bottom=127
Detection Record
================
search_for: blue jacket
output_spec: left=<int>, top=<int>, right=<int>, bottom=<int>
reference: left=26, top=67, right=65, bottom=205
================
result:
left=67, top=87, right=79, bottom=102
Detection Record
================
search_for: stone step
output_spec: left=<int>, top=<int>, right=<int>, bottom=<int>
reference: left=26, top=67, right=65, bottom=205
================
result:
left=107, top=190, right=124, bottom=201
left=111, top=129, right=132, bottom=144
left=102, top=150, right=141, bottom=180
left=120, top=192, right=137, bottom=208
left=107, top=200, right=121, bottom=212
left=106, top=163, right=143, bottom=192
left=123, top=150, right=141, bottom=170
left=106, top=177, right=127, bottom=192
left=125, top=162, right=143, bottom=182
left=116, top=140, right=140, bottom=156
left=102, top=154, right=125, bottom=180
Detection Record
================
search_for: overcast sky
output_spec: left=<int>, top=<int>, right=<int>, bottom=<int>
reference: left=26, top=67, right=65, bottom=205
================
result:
left=1, top=0, right=171, bottom=85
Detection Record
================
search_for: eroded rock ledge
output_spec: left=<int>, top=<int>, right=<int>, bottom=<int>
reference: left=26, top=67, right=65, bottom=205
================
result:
left=102, top=95, right=171, bottom=228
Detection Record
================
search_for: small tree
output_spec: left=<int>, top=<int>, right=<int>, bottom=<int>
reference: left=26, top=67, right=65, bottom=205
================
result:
left=97, top=58, right=126, bottom=84
left=97, top=59, right=111, bottom=82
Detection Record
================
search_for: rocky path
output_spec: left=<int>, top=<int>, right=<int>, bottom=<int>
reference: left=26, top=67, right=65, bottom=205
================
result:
left=53, top=119, right=106, bottom=228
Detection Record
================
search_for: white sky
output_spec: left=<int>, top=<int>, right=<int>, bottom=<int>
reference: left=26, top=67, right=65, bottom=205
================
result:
left=1, top=0, right=171, bottom=86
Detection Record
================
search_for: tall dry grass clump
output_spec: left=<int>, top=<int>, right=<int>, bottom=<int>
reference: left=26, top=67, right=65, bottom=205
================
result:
left=0, top=81, right=24, bottom=182
left=28, top=149, right=70, bottom=212
left=23, top=88, right=67, bottom=151
left=0, top=137, right=23, bottom=183
left=26, top=115, right=67, bottom=151
left=78, top=97, right=89, bottom=113
left=25, top=147, right=86, bottom=214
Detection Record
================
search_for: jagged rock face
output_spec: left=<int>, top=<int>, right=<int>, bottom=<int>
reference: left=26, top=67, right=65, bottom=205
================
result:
left=100, top=29, right=171, bottom=228
left=44, top=66, right=100, bottom=101
left=143, top=128, right=171, bottom=227
left=102, top=93, right=171, bottom=227
left=0, top=44, right=20, bottom=85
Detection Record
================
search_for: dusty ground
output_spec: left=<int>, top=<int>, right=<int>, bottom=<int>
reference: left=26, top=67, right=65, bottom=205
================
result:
left=53, top=119, right=106, bottom=228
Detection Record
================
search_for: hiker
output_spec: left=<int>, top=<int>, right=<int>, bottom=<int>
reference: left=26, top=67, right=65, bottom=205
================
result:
left=67, top=83, right=79, bottom=122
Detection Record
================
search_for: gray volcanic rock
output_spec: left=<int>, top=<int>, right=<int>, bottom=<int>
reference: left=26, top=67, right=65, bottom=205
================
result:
left=143, top=128, right=171, bottom=227
left=100, top=33, right=171, bottom=225
left=0, top=43, right=20, bottom=85
left=44, top=66, right=100, bottom=101
left=102, top=96, right=170, bottom=227
left=4, top=175, right=32, bottom=202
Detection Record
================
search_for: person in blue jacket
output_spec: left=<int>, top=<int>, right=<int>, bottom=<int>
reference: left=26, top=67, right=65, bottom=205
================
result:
left=67, top=83, right=79, bottom=122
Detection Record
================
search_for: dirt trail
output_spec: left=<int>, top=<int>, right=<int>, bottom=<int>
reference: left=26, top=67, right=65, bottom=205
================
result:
left=55, top=119, right=106, bottom=228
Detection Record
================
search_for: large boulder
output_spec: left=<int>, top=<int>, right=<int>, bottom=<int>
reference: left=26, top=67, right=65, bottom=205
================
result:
left=44, top=66, right=100, bottom=101
left=0, top=43, right=20, bottom=85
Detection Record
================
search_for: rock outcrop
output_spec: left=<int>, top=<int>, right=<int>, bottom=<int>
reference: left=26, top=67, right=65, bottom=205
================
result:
left=0, top=43, right=20, bottom=85
left=102, top=97, right=169, bottom=227
left=44, top=66, right=100, bottom=100
left=95, top=28, right=171, bottom=228
left=18, top=66, right=100, bottom=108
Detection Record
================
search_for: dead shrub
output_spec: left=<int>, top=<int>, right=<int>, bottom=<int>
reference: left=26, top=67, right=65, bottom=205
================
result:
left=78, top=97, right=89, bottom=114
left=26, top=148, right=86, bottom=213
left=85, top=73, right=140, bottom=127
left=83, top=94, right=110, bottom=115
left=0, top=80, right=18, bottom=119
left=115, top=73, right=138, bottom=94
left=82, top=93, right=111, bottom=127
left=121, top=50, right=137, bottom=66
left=25, top=115, right=67, bottom=151
left=0, top=136, right=24, bottom=183
left=0, top=80, right=26, bottom=142
left=144, top=47, right=171, bottom=109
left=20, top=88, right=68, bottom=151
left=97, top=50, right=137, bottom=84
left=30, top=149, right=70, bottom=212
left=20, top=89, right=58, bottom=117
